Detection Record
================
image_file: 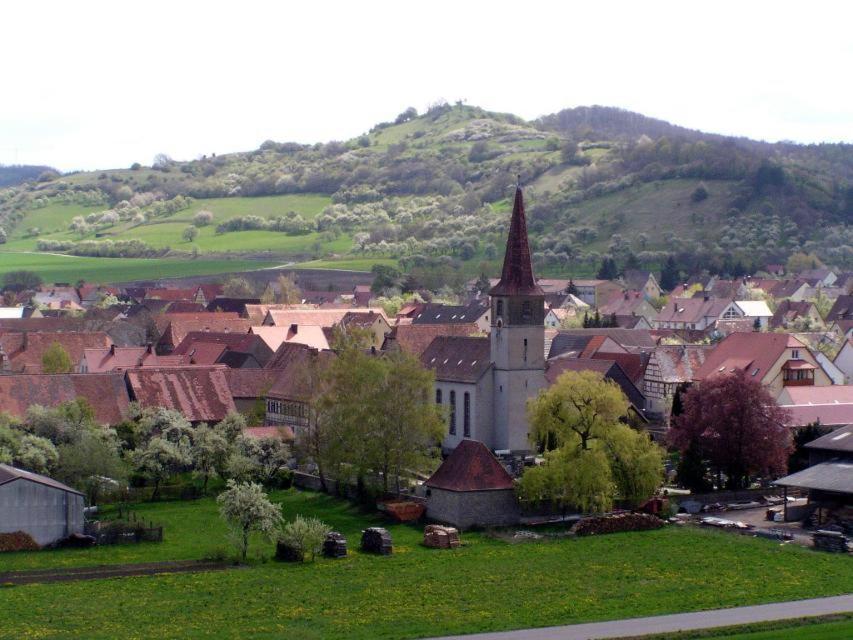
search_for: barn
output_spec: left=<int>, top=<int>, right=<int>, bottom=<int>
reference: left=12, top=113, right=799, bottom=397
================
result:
left=0, top=464, right=85, bottom=546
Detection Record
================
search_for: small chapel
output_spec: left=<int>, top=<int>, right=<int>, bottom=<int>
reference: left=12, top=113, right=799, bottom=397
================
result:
left=422, top=186, right=546, bottom=455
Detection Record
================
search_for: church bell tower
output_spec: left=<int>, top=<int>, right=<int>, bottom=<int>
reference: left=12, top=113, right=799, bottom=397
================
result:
left=489, top=186, right=545, bottom=452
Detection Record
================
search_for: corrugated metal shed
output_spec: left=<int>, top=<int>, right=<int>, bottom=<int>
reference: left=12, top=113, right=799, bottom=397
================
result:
left=774, top=462, right=853, bottom=494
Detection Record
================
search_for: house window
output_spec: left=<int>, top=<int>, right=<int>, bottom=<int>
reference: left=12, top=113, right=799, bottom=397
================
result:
left=449, top=390, right=456, bottom=435
left=463, top=392, right=471, bottom=437
left=792, top=349, right=800, bottom=359
left=522, top=300, right=532, bottom=321
left=435, top=388, right=442, bottom=404
left=523, top=338, right=528, bottom=362
left=496, top=299, right=503, bottom=318
left=723, top=306, right=740, bottom=319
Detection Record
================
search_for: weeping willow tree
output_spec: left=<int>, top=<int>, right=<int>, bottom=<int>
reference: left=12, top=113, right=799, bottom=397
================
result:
left=517, top=370, right=663, bottom=513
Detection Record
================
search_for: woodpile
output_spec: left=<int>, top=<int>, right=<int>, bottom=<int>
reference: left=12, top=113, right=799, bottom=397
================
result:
left=322, top=532, right=348, bottom=558
left=275, top=541, right=302, bottom=562
left=813, top=530, right=850, bottom=553
left=423, top=525, right=460, bottom=549
left=361, top=527, right=392, bottom=555
left=572, top=513, right=664, bottom=536
left=380, top=501, right=425, bottom=523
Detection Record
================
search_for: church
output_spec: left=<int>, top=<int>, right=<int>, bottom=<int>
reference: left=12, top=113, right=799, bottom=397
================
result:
left=421, top=186, right=546, bottom=454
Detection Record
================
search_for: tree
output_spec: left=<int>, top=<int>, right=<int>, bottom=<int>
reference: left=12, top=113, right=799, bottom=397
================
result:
left=191, top=423, right=232, bottom=492
left=0, top=227, right=6, bottom=244
left=473, top=273, right=491, bottom=296
left=193, top=210, right=214, bottom=227
left=691, top=184, right=709, bottom=202
left=370, top=264, right=401, bottom=294
left=223, top=277, right=255, bottom=298
left=275, top=274, right=302, bottom=304
left=55, top=429, right=127, bottom=504
left=596, top=257, right=618, bottom=280
left=659, top=255, right=680, bottom=291
left=217, top=480, right=281, bottom=562
left=235, top=435, right=290, bottom=485
left=14, top=434, right=58, bottom=475
left=566, top=279, right=578, bottom=296
left=278, top=515, right=330, bottom=562
left=134, top=436, right=192, bottom=500
left=182, top=226, right=198, bottom=242
left=786, top=252, right=822, bottom=275
left=41, top=342, right=73, bottom=374
left=2, top=270, right=42, bottom=293
left=517, top=371, right=663, bottom=512
left=788, top=422, right=828, bottom=474
left=669, top=371, right=793, bottom=490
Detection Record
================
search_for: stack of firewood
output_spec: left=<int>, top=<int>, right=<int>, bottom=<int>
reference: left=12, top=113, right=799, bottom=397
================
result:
left=813, top=530, right=850, bottom=553
left=322, top=531, right=348, bottom=558
left=361, top=527, right=392, bottom=555
left=423, top=525, right=461, bottom=549
left=572, top=513, right=664, bottom=536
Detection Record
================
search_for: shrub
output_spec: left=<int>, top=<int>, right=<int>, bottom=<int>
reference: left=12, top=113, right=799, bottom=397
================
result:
left=691, top=184, right=709, bottom=202
left=277, top=515, right=330, bottom=562
left=193, top=210, right=214, bottom=227
left=0, top=531, right=40, bottom=552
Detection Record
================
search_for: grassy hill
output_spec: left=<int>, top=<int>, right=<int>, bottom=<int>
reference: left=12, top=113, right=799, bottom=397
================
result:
left=1, top=103, right=852, bottom=284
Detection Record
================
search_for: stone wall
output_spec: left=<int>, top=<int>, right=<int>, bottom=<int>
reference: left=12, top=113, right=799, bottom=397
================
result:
left=426, top=488, right=520, bottom=529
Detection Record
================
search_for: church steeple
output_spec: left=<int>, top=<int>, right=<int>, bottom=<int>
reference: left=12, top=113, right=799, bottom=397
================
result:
left=489, top=186, right=543, bottom=296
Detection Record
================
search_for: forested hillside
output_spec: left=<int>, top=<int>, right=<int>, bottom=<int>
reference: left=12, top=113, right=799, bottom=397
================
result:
left=1, top=103, right=852, bottom=284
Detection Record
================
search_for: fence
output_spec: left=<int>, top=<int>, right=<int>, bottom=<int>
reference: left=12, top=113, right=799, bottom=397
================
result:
left=84, top=519, right=163, bottom=545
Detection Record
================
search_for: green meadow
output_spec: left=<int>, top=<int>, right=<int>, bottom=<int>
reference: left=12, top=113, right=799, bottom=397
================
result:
left=1, top=490, right=851, bottom=640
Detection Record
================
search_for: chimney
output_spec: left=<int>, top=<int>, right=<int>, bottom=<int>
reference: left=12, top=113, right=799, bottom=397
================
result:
left=703, top=291, right=710, bottom=302
left=146, top=342, right=153, bottom=354
left=109, top=344, right=116, bottom=356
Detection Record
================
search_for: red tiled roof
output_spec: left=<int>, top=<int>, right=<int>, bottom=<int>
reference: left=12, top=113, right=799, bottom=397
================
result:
left=489, top=187, right=543, bottom=297
left=392, top=323, right=481, bottom=357
left=426, top=440, right=514, bottom=492
left=0, top=373, right=130, bottom=424
left=779, top=403, right=853, bottom=427
left=591, top=351, right=647, bottom=385
left=82, top=346, right=188, bottom=373
left=126, top=366, right=236, bottom=422
left=226, top=368, right=281, bottom=399
left=1, top=331, right=111, bottom=373
left=244, top=426, right=294, bottom=440
left=155, top=313, right=250, bottom=351
left=693, top=332, right=806, bottom=381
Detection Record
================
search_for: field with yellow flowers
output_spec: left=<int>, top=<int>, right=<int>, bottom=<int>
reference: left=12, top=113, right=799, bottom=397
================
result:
left=1, top=489, right=852, bottom=639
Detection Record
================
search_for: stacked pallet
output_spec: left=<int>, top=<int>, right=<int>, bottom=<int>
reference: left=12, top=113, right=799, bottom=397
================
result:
left=361, top=527, right=392, bottom=555
left=423, top=525, right=461, bottom=549
left=322, top=532, right=348, bottom=558
left=813, top=530, right=850, bottom=553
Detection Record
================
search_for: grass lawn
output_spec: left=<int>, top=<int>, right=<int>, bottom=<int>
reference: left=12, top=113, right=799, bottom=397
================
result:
left=0, top=252, right=282, bottom=284
left=294, top=257, right=398, bottom=271
left=1, top=490, right=851, bottom=640
left=650, top=615, right=853, bottom=639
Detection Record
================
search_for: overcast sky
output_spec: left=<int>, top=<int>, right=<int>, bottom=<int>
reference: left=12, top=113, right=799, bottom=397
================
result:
left=2, top=0, right=851, bottom=172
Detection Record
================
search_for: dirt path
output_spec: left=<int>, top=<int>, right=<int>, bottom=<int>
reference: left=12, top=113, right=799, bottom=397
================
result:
left=0, top=560, right=233, bottom=585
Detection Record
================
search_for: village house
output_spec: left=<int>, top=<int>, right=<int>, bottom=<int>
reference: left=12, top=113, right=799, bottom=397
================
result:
left=642, top=344, right=712, bottom=418
left=693, top=332, right=833, bottom=399
left=598, top=290, right=658, bottom=323
left=799, top=268, right=837, bottom=288
left=0, top=372, right=130, bottom=425
left=385, top=323, right=483, bottom=357
left=770, top=300, right=824, bottom=330
left=832, top=338, right=853, bottom=383
left=32, top=286, right=81, bottom=309
left=0, top=331, right=112, bottom=373
left=620, top=270, right=663, bottom=300
left=154, top=313, right=250, bottom=354
left=171, top=331, right=274, bottom=368
left=776, top=385, right=853, bottom=429
left=125, top=366, right=237, bottom=423
left=652, top=295, right=731, bottom=331
left=771, top=279, right=811, bottom=302
left=825, top=295, right=853, bottom=325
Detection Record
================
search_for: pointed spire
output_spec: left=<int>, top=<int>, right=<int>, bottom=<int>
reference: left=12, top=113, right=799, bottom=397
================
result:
left=489, top=186, right=543, bottom=296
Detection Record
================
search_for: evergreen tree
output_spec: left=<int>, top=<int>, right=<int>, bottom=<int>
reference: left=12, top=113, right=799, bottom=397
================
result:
left=659, top=255, right=679, bottom=291
left=566, top=279, right=578, bottom=296
left=597, top=257, right=618, bottom=280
